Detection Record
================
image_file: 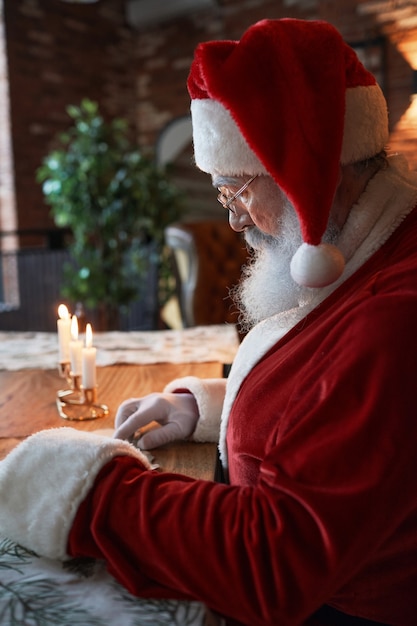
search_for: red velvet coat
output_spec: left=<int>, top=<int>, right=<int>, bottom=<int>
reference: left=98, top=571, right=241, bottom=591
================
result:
left=69, top=207, right=417, bottom=625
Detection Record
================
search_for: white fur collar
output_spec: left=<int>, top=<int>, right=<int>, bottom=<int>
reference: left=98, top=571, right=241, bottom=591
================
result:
left=219, top=155, right=417, bottom=468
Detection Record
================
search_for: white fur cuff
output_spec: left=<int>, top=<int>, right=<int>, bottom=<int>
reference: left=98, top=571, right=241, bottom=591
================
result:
left=164, top=376, right=226, bottom=442
left=0, top=428, right=150, bottom=560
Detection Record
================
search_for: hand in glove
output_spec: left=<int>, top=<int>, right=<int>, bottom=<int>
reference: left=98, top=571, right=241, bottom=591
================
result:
left=113, top=392, right=199, bottom=449
left=0, top=427, right=150, bottom=560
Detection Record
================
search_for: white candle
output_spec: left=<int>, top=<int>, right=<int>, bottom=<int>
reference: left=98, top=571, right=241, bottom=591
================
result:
left=82, top=323, right=97, bottom=389
left=57, top=304, right=71, bottom=363
left=69, top=315, right=83, bottom=376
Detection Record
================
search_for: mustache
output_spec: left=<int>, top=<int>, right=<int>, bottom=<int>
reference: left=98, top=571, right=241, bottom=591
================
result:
left=243, top=226, right=278, bottom=250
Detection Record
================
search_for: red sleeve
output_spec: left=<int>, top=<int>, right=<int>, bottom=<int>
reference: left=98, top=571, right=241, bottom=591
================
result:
left=68, top=272, right=417, bottom=626
left=67, top=416, right=417, bottom=626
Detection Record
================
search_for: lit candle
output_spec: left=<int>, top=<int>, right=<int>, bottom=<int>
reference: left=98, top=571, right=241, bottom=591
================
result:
left=82, top=323, right=97, bottom=389
left=57, top=304, right=71, bottom=363
left=69, top=315, right=83, bottom=376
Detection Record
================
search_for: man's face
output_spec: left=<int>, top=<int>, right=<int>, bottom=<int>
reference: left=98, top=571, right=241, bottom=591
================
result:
left=213, top=174, right=341, bottom=331
left=213, top=174, right=289, bottom=238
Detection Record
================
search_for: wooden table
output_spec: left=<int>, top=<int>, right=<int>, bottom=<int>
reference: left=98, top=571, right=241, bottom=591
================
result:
left=0, top=361, right=222, bottom=478
left=0, top=360, right=224, bottom=626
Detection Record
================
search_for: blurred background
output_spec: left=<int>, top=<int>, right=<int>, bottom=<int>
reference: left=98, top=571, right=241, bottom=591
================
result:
left=0, top=0, right=416, bottom=331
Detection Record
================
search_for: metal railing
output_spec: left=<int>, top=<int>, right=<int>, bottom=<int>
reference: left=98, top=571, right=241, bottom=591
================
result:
left=0, top=247, right=159, bottom=332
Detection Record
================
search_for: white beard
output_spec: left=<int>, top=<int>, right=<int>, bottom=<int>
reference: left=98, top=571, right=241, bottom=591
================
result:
left=231, top=202, right=341, bottom=333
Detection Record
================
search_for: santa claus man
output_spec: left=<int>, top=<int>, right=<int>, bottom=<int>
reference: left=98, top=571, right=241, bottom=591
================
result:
left=1, top=18, right=417, bottom=626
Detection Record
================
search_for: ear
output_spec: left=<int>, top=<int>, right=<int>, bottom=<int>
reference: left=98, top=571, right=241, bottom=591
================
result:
left=330, top=164, right=353, bottom=229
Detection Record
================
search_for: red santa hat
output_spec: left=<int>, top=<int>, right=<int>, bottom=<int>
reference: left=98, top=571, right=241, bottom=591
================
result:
left=187, top=18, right=389, bottom=288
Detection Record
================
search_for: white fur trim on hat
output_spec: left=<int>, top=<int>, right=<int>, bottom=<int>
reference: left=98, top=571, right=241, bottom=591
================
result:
left=191, top=88, right=388, bottom=176
left=342, top=84, right=388, bottom=164
left=191, top=99, right=267, bottom=177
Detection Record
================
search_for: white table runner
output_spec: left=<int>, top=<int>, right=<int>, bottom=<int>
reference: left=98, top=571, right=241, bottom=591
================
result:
left=0, top=325, right=239, bottom=371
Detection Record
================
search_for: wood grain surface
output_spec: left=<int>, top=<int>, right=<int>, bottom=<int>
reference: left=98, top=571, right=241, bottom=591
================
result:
left=0, top=362, right=222, bottom=479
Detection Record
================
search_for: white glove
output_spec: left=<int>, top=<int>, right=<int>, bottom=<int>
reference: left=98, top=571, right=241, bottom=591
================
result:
left=114, top=392, right=199, bottom=449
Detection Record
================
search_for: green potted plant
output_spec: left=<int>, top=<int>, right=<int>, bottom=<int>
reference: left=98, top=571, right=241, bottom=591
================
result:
left=37, top=99, right=184, bottom=330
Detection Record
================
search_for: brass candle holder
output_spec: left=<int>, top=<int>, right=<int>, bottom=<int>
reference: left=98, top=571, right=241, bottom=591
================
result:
left=58, top=361, right=71, bottom=380
left=56, top=361, right=109, bottom=421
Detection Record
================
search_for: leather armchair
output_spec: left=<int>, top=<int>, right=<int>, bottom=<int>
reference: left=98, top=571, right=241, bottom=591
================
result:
left=165, top=220, right=249, bottom=328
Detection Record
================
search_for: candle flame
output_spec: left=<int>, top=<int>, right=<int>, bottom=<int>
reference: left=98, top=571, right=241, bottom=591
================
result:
left=58, top=304, right=69, bottom=320
left=71, top=315, right=79, bottom=341
left=85, top=323, right=93, bottom=348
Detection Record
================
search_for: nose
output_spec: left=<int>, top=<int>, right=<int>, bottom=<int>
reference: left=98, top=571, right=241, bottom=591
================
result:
left=228, top=207, right=254, bottom=232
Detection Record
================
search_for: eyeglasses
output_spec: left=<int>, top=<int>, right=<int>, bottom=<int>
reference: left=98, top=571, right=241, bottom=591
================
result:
left=217, top=174, right=258, bottom=214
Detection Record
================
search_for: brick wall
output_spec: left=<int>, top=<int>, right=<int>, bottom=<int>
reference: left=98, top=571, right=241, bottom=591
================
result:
left=3, top=0, right=417, bottom=243
left=134, top=0, right=416, bottom=154
left=3, top=0, right=137, bottom=245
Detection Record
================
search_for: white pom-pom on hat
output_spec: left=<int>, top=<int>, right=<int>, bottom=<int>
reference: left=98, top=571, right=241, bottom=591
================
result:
left=290, top=243, right=345, bottom=288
